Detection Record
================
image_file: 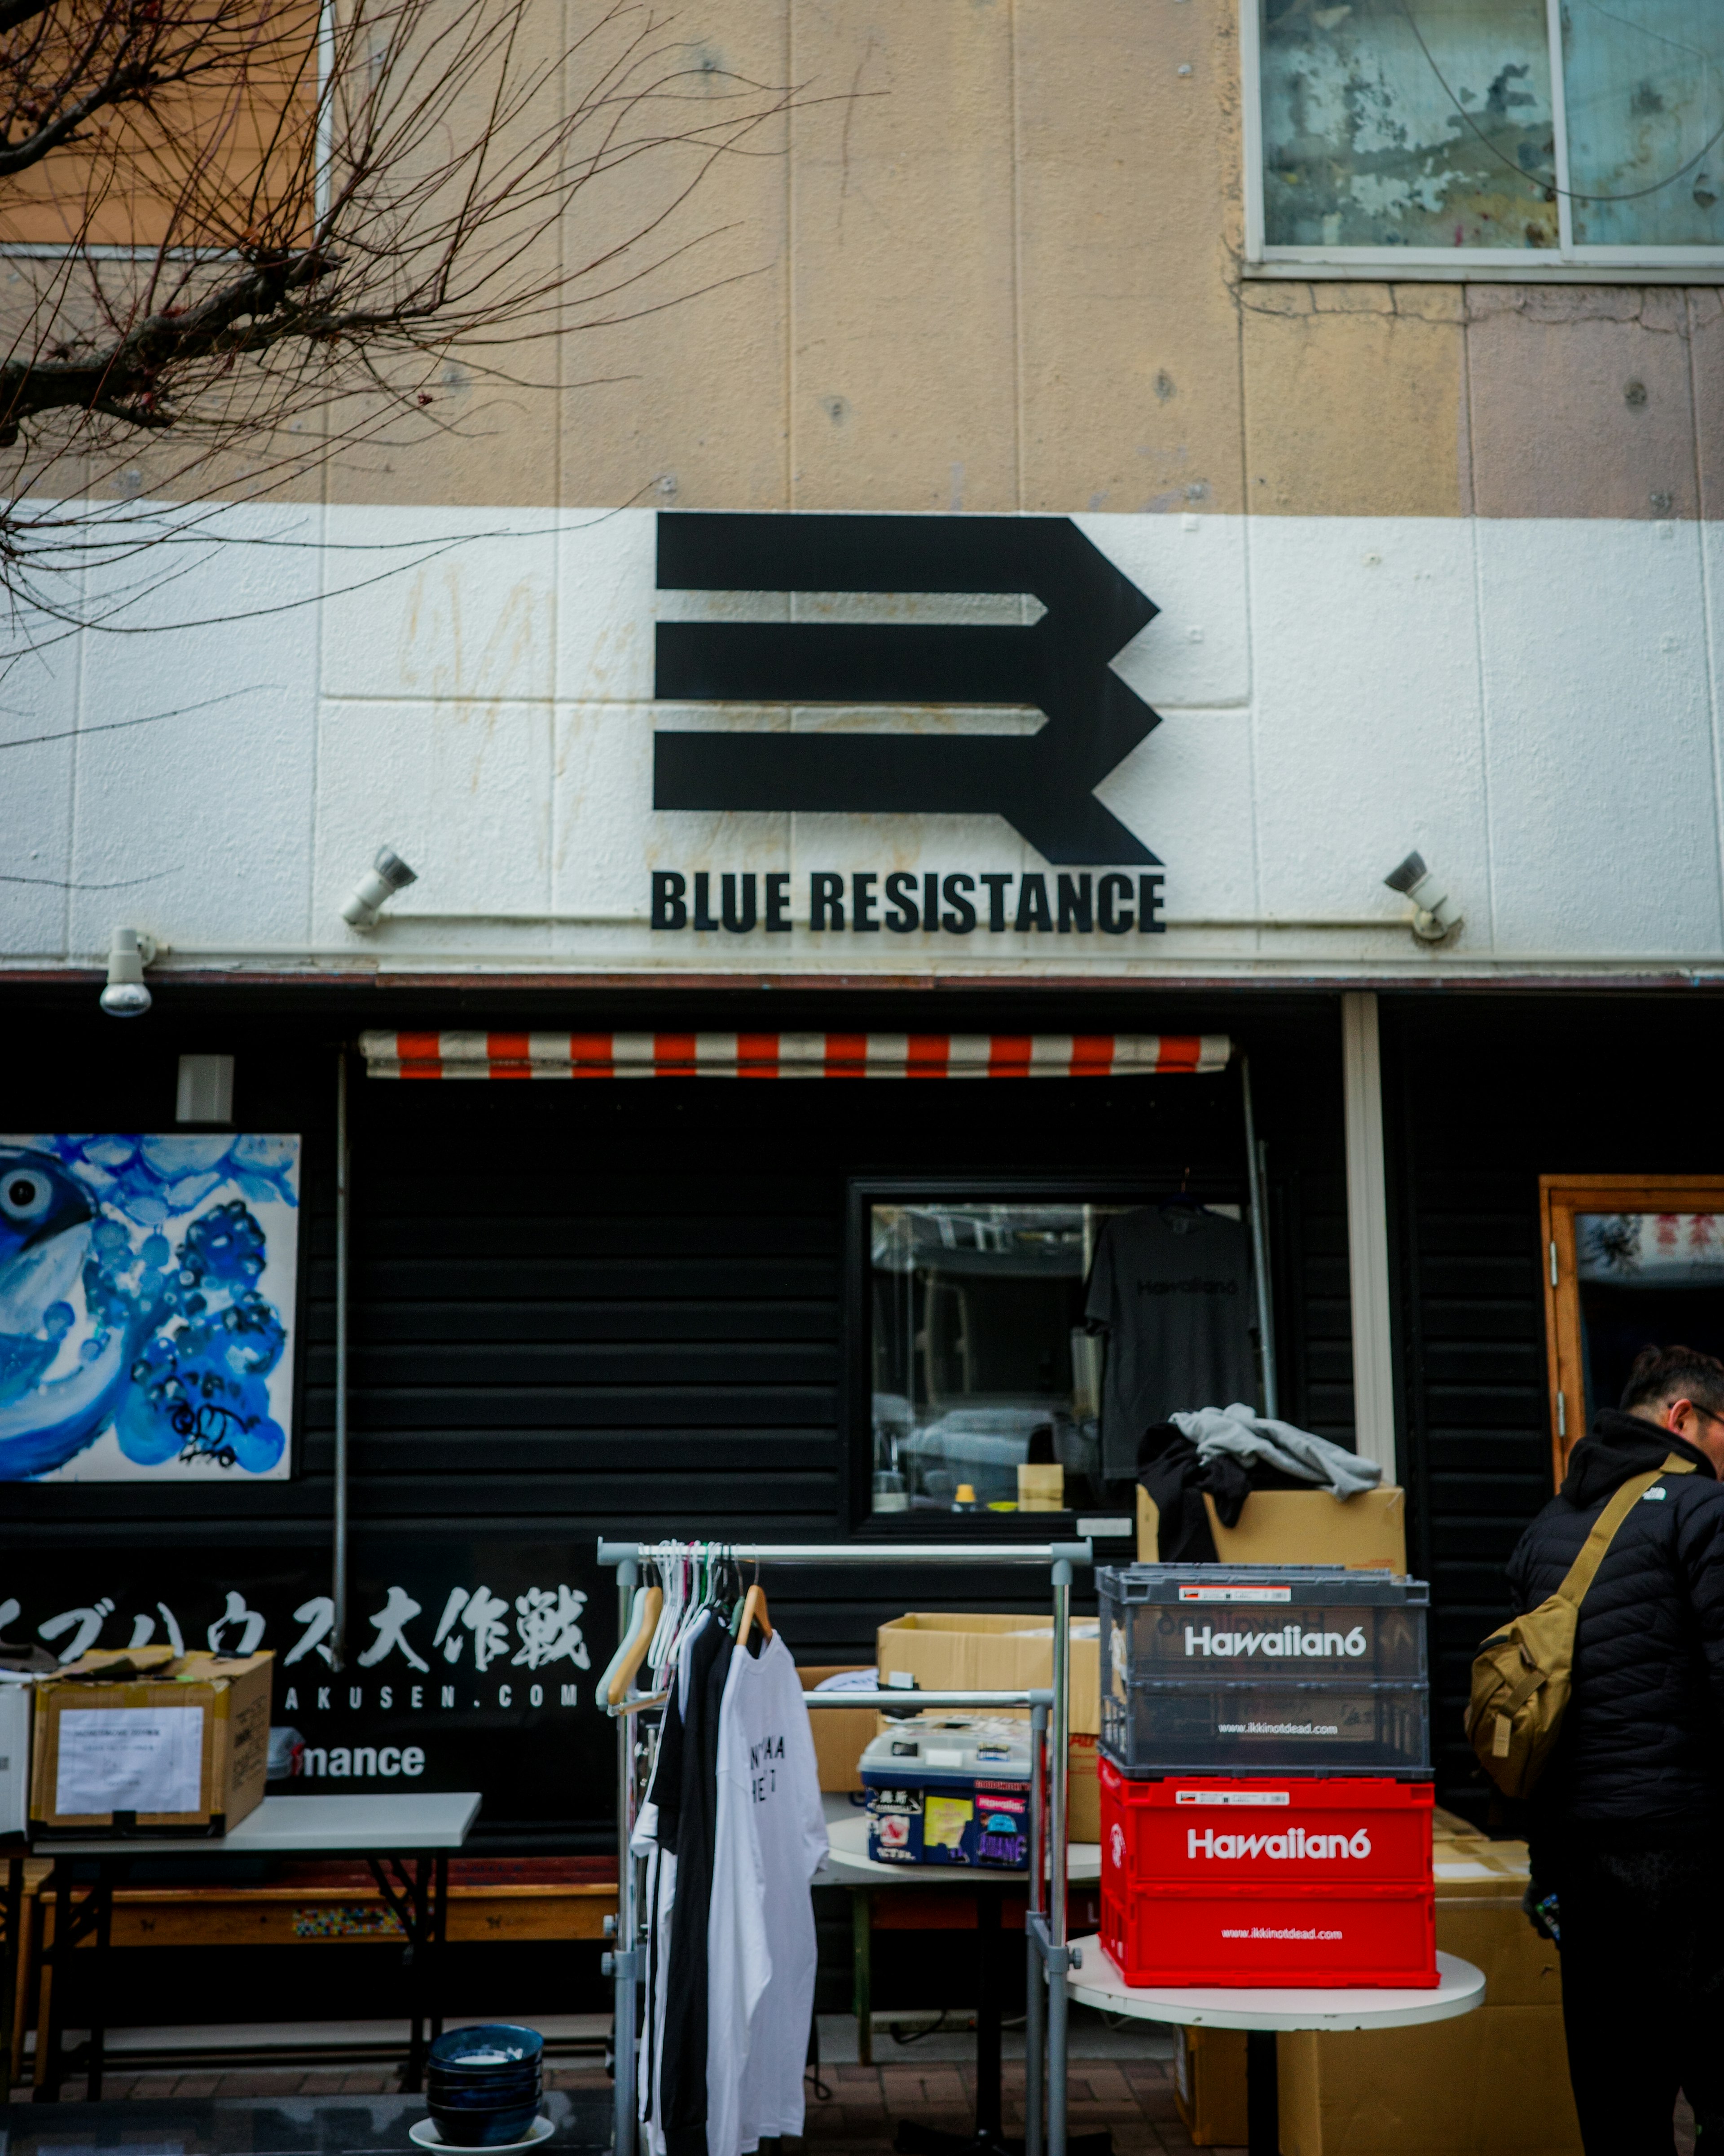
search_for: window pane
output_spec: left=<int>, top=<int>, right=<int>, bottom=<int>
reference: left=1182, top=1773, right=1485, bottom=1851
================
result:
left=1260, top=0, right=1557, bottom=250
left=1575, top=1212, right=1724, bottom=1425
left=1564, top=0, right=1724, bottom=246
left=869, top=1202, right=1117, bottom=1517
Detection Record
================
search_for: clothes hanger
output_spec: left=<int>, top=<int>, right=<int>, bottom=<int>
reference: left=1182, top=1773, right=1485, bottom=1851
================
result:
left=602, top=1582, right=664, bottom=1708
left=1162, top=1165, right=1211, bottom=1225
left=737, top=1561, right=772, bottom=1652
left=646, top=1545, right=681, bottom=1676
left=596, top=1583, right=647, bottom=1707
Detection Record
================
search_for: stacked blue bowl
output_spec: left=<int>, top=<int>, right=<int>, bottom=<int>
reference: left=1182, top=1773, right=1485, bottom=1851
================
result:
left=426, top=2024, right=545, bottom=2147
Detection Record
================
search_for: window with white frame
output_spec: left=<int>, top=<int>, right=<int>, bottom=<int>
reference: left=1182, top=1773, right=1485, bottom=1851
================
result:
left=1243, top=0, right=1724, bottom=276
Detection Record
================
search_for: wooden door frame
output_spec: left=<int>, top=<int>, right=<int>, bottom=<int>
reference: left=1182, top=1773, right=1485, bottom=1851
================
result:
left=1540, top=1175, right=1724, bottom=1487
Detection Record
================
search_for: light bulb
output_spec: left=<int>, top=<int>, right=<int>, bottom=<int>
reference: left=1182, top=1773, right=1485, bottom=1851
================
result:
left=100, top=926, right=153, bottom=1017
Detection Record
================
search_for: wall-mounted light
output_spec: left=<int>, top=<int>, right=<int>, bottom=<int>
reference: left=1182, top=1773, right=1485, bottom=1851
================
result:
left=1384, top=852, right=1462, bottom=944
left=99, top=926, right=156, bottom=1017
left=341, top=846, right=418, bottom=932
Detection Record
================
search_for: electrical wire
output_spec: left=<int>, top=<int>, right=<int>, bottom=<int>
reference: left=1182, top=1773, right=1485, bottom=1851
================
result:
left=889, top=2010, right=954, bottom=2047
left=1392, top=0, right=1724, bottom=207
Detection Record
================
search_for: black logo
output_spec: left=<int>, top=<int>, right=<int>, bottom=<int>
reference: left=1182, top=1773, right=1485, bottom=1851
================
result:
left=652, top=513, right=1162, bottom=865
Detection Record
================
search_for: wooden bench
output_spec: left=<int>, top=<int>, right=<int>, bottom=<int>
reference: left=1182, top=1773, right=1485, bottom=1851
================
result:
left=11, top=1857, right=618, bottom=2088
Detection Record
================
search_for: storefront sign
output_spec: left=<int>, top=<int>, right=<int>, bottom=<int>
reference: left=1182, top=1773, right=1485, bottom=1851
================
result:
left=648, top=869, right=1166, bottom=935
left=1, top=1542, right=614, bottom=1829
left=654, top=512, right=1163, bottom=866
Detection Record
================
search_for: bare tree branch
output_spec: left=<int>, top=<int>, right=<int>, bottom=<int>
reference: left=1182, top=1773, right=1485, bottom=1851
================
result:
left=0, top=0, right=844, bottom=621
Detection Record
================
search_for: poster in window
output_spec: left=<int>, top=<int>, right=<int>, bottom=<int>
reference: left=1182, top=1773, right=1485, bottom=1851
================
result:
left=0, top=1133, right=300, bottom=1482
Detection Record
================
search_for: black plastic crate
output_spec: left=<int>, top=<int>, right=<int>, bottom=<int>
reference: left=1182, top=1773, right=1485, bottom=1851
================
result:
left=1099, top=1676, right=1431, bottom=1777
left=1099, top=1564, right=1429, bottom=1690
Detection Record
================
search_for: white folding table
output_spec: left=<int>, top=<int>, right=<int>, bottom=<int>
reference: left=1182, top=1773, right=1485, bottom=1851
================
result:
left=1066, top=1933, right=1486, bottom=2156
left=30, top=1793, right=481, bottom=2103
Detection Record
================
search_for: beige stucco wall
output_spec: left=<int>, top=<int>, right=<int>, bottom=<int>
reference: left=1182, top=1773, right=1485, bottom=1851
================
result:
left=320, top=0, right=1724, bottom=524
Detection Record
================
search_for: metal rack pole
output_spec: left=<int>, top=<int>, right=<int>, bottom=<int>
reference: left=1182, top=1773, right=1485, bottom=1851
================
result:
left=1242, top=1052, right=1280, bottom=1419
left=1025, top=1698, right=1048, bottom=2156
left=598, top=1541, right=1092, bottom=1567
left=330, top=1047, right=350, bottom=1670
left=1047, top=1556, right=1073, bottom=2156
left=610, top=1556, right=640, bottom=2156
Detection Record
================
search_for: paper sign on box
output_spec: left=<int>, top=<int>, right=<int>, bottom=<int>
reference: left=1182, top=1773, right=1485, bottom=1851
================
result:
left=55, top=1705, right=205, bottom=1816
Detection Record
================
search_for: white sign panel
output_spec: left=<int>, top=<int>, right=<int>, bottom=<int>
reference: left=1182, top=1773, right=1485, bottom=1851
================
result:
left=55, top=1704, right=206, bottom=1815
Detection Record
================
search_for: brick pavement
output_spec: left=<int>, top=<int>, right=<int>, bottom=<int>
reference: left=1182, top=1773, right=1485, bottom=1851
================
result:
left=9, top=2058, right=1223, bottom=2156
left=17, top=2058, right=1693, bottom=2156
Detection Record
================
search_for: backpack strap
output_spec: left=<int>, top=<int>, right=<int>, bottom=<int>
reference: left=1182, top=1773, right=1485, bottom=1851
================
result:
left=1557, top=1454, right=1697, bottom=1609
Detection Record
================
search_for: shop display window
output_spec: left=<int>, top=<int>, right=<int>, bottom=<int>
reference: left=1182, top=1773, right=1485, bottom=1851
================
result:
left=849, top=1176, right=1242, bottom=1522
left=1542, top=1174, right=1724, bottom=1481
left=864, top=1196, right=1124, bottom=1516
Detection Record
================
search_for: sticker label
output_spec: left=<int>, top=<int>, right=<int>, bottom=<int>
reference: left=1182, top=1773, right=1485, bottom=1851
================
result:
left=1178, top=1585, right=1292, bottom=1603
left=1185, top=1624, right=1368, bottom=1660
left=1174, top=1789, right=1292, bottom=1806
left=1187, top=1826, right=1372, bottom=1861
left=925, top=1794, right=974, bottom=1852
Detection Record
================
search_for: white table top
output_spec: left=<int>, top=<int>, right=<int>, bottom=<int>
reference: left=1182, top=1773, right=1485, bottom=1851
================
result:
left=819, top=1810, right=1102, bottom=1886
left=35, top=1792, right=482, bottom=1856
left=1065, top=1936, right=1485, bottom=2032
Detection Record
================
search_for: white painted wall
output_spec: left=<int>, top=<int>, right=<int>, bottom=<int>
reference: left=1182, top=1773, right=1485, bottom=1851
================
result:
left=7, top=506, right=1722, bottom=979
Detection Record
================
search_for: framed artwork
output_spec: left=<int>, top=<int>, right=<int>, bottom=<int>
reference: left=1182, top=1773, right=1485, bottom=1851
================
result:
left=1541, top=1174, right=1724, bottom=1486
left=0, top=1133, right=302, bottom=1482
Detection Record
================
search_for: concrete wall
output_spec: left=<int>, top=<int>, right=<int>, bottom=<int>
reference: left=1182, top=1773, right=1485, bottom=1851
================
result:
left=9, top=3, right=1724, bottom=988
left=9, top=502, right=1723, bottom=982
left=281, top=1, right=1724, bottom=527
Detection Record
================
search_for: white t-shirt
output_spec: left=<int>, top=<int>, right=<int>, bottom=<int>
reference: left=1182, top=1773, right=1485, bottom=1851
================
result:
left=705, top=1632, right=828, bottom=2156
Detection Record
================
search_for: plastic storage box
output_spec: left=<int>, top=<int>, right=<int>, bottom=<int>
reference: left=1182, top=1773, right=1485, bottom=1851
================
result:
left=1099, top=1758, right=1436, bottom=1988
left=861, top=1717, right=1030, bottom=1868
left=1099, top=1565, right=1430, bottom=1778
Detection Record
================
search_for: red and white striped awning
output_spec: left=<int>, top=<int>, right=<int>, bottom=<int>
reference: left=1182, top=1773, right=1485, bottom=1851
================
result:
left=358, top=1031, right=1231, bottom=1080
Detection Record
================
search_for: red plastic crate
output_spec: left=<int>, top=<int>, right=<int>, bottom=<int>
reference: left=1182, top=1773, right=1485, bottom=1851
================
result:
left=1099, top=1760, right=1436, bottom=1988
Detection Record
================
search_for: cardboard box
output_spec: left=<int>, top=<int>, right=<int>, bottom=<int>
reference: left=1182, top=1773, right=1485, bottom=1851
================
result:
left=875, top=1614, right=1100, bottom=1843
left=876, top=1613, right=1100, bottom=1732
left=1173, top=2025, right=1249, bottom=2147
left=1136, top=1485, right=1408, bottom=1572
left=1215, top=1830, right=1580, bottom=2156
left=1067, top=1731, right=1099, bottom=1845
left=31, top=1648, right=273, bottom=1837
left=799, top=1666, right=877, bottom=1793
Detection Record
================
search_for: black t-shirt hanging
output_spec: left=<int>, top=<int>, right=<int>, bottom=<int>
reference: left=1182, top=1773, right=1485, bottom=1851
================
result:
left=659, top=1612, right=733, bottom=2156
left=1085, top=1207, right=1256, bottom=1479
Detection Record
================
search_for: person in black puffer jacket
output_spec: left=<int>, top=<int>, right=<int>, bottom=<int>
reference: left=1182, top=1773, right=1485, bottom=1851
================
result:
left=1506, top=1343, right=1724, bottom=2156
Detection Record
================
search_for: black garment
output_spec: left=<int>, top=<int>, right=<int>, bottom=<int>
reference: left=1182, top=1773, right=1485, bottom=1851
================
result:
left=658, top=1612, right=733, bottom=2156
left=1549, top=1843, right=1724, bottom=2156
left=1085, top=1207, right=1256, bottom=1479
left=1136, top=1425, right=1252, bottom=1561
left=1505, top=1408, right=1724, bottom=1842
left=1135, top=1425, right=1316, bottom=1561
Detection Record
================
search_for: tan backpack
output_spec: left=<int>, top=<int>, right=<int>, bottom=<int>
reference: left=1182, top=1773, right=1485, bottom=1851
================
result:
left=1465, top=1454, right=1697, bottom=1798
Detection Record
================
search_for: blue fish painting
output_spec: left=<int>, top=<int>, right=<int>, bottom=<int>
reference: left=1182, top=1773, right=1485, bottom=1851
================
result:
left=0, top=1134, right=300, bottom=1482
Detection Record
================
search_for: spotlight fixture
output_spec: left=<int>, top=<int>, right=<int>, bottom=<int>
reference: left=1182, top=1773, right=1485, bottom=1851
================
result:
left=1384, top=852, right=1462, bottom=944
left=341, top=846, right=418, bottom=931
left=99, top=926, right=155, bottom=1017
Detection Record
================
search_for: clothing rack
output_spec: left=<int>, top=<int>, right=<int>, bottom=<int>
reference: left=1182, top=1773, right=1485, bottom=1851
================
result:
left=596, top=1537, right=1093, bottom=2156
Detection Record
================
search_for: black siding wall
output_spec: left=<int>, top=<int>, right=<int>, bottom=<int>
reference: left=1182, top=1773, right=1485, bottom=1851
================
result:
left=1383, top=991, right=1724, bottom=1820
left=8, top=985, right=1352, bottom=1840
